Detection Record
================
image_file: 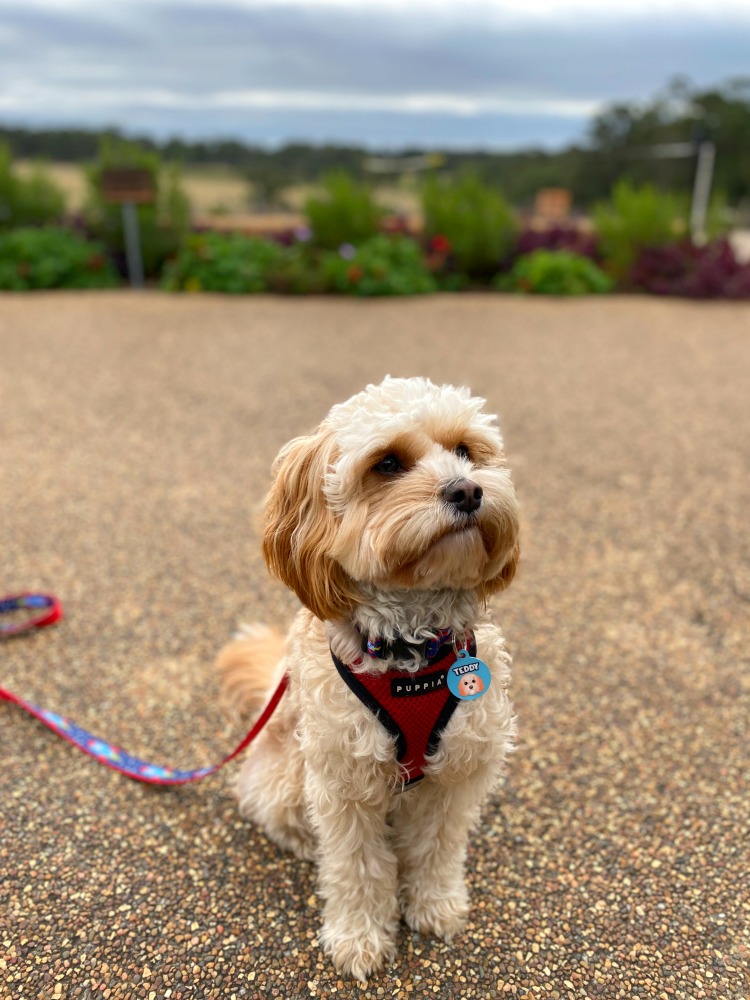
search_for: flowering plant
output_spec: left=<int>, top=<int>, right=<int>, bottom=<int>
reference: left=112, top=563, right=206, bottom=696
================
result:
left=324, top=235, right=437, bottom=296
left=0, top=227, right=119, bottom=290
left=421, top=173, right=517, bottom=279
left=630, top=239, right=750, bottom=298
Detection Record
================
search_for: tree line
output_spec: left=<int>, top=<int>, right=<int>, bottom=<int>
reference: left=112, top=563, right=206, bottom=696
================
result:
left=2, top=78, right=748, bottom=210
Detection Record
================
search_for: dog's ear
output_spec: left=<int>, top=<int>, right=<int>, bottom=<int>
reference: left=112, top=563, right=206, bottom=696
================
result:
left=263, top=430, right=359, bottom=622
left=480, top=539, right=520, bottom=598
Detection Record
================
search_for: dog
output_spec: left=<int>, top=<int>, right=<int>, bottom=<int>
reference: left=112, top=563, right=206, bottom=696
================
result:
left=216, top=376, right=519, bottom=980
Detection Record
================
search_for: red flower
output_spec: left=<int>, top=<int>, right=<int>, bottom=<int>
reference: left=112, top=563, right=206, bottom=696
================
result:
left=347, top=265, right=363, bottom=283
left=430, top=234, right=451, bottom=254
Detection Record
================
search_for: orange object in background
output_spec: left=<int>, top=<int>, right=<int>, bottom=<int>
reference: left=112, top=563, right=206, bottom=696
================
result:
left=534, top=187, right=572, bottom=221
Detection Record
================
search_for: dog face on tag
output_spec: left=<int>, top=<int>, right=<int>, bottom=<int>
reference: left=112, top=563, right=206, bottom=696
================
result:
left=458, top=674, right=485, bottom=698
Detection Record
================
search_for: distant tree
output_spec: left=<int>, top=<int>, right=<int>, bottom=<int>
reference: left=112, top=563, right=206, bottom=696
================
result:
left=580, top=76, right=750, bottom=205
left=247, top=162, right=287, bottom=209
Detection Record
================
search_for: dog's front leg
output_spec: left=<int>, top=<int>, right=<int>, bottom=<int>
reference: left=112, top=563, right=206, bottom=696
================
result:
left=306, top=772, right=398, bottom=981
left=392, top=767, right=497, bottom=941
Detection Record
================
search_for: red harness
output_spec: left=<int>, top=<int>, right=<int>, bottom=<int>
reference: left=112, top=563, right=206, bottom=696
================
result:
left=331, top=633, right=476, bottom=786
left=4, top=592, right=477, bottom=790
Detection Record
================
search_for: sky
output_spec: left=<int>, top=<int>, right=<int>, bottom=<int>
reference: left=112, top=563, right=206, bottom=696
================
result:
left=0, top=0, right=748, bottom=151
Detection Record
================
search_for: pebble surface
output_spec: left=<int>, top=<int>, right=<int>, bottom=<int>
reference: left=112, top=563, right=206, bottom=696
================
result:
left=1, top=293, right=749, bottom=1000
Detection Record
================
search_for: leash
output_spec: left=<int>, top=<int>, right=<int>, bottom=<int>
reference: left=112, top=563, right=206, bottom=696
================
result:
left=1, top=592, right=288, bottom=786
left=0, top=593, right=64, bottom=636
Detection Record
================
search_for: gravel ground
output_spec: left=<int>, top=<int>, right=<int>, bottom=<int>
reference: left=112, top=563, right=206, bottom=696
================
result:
left=1, top=292, right=749, bottom=1000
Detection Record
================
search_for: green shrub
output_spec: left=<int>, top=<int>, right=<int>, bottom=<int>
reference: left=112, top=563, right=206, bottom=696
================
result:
left=266, top=244, right=332, bottom=295
left=161, top=232, right=284, bottom=292
left=702, top=190, right=731, bottom=241
left=497, top=250, right=613, bottom=296
left=163, top=233, right=436, bottom=296
left=305, top=172, right=382, bottom=249
left=85, top=137, right=191, bottom=278
left=324, top=235, right=437, bottom=296
left=0, top=144, right=66, bottom=229
left=0, top=227, right=119, bottom=290
left=593, top=180, right=687, bottom=279
left=421, top=173, right=517, bottom=279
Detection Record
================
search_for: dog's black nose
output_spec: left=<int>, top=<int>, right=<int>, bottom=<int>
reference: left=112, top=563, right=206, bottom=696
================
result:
left=443, top=478, right=483, bottom=514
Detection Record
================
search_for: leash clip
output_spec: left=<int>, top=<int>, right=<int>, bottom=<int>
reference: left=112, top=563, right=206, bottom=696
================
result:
left=452, top=629, right=469, bottom=655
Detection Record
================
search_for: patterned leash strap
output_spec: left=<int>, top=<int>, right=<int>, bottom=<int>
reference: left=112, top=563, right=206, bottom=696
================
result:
left=1, top=592, right=289, bottom=786
left=0, top=593, right=63, bottom=636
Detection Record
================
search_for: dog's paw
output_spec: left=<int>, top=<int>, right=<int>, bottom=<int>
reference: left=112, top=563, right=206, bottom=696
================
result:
left=320, top=925, right=397, bottom=982
left=401, top=885, right=470, bottom=941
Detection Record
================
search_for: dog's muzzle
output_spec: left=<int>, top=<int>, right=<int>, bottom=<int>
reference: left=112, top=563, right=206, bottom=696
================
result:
left=442, top=478, right=483, bottom=515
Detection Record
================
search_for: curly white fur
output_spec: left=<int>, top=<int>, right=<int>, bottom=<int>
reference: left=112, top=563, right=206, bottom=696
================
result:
left=216, top=376, right=520, bottom=981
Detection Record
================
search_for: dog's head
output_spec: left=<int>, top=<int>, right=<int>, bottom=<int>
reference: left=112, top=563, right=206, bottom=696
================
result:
left=263, top=377, right=520, bottom=621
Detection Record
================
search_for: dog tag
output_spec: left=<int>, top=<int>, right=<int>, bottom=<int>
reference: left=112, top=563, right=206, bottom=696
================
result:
left=447, top=650, right=491, bottom=700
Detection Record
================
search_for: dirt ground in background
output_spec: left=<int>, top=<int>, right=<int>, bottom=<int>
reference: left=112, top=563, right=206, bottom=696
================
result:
left=2, top=293, right=749, bottom=1000
left=15, top=161, right=422, bottom=226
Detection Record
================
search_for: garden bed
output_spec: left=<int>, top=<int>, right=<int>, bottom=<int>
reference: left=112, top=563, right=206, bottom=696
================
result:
left=2, top=146, right=749, bottom=298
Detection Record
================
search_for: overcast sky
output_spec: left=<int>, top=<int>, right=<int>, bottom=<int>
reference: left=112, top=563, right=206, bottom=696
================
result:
left=0, top=0, right=748, bottom=150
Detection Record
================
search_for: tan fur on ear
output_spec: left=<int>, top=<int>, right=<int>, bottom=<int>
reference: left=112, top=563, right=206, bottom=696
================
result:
left=480, top=539, right=520, bottom=598
left=263, top=430, right=360, bottom=622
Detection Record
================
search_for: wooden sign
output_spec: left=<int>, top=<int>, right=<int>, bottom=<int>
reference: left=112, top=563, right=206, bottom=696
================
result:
left=101, top=168, right=155, bottom=204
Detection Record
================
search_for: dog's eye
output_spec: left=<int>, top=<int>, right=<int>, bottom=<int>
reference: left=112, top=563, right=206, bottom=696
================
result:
left=372, top=454, right=403, bottom=475
left=454, top=443, right=471, bottom=461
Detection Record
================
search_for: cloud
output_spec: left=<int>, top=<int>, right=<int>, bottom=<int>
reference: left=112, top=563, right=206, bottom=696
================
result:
left=0, top=1, right=748, bottom=148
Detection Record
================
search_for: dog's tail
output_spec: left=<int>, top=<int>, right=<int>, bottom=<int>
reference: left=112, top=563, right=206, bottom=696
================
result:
left=215, top=623, right=286, bottom=720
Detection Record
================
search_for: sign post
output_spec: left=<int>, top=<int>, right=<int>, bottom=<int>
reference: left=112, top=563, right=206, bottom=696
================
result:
left=689, top=141, right=716, bottom=244
left=101, top=168, right=155, bottom=289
